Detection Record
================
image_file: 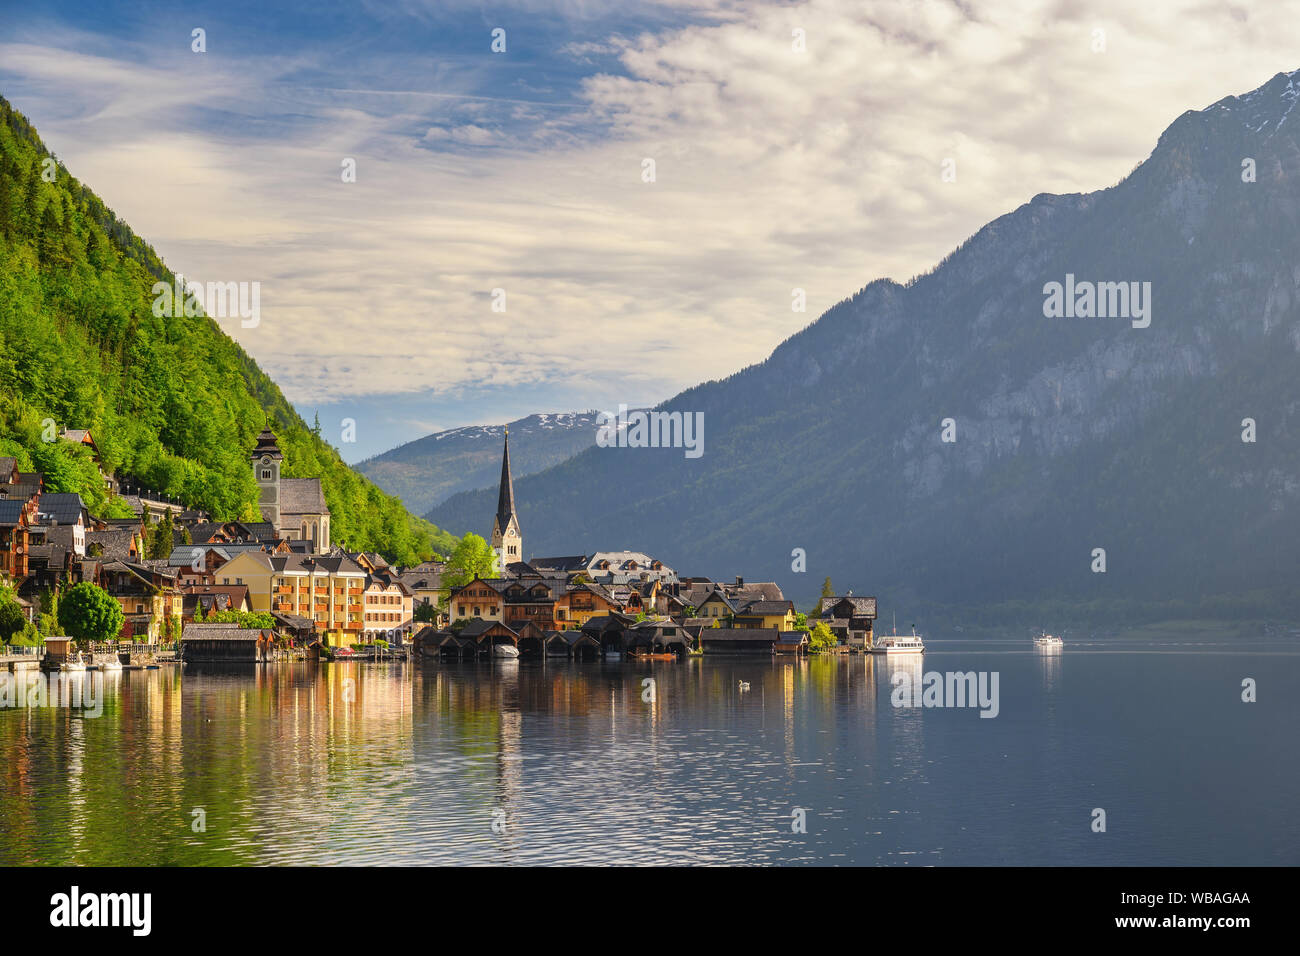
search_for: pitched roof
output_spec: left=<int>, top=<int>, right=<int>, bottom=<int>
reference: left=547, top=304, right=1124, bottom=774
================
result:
left=0, top=500, right=26, bottom=526
left=736, top=600, right=794, bottom=616
left=36, top=493, right=86, bottom=525
left=85, top=529, right=137, bottom=560
left=818, top=595, right=878, bottom=618
left=494, top=430, right=518, bottom=535
left=698, top=628, right=782, bottom=642
left=528, top=555, right=589, bottom=572
left=268, top=552, right=364, bottom=575
left=399, top=571, right=444, bottom=591
left=182, top=623, right=268, bottom=641
left=279, top=478, right=328, bottom=516
left=250, top=428, right=283, bottom=461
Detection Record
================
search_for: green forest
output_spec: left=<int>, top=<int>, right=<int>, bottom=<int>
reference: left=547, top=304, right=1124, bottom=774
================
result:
left=0, top=95, right=457, bottom=565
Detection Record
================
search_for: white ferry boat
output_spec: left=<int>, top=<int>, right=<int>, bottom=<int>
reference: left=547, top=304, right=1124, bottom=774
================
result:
left=870, top=625, right=925, bottom=655
left=1033, top=632, right=1064, bottom=648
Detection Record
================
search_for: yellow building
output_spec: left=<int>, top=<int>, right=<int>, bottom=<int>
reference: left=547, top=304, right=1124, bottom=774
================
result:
left=733, top=600, right=797, bottom=631
left=217, top=550, right=366, bottom=636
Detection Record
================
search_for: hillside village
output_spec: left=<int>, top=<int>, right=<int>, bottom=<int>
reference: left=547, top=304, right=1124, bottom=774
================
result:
left=0, top=425, right=878, bottom=660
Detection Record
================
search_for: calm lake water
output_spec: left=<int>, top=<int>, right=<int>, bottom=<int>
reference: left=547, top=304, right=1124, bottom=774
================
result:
left=1, top=636, right=1296, bottom=866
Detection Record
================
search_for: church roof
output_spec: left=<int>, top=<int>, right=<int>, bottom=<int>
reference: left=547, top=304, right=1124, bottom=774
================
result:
left=280, top=478, right=328, bottom=516
left=494, top=430, right=519, bottom=536
left=251, top=428, right=284, bottom=461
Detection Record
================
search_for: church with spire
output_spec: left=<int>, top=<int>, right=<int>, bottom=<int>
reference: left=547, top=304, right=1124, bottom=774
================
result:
left=490, top=428, right=522, bottom=569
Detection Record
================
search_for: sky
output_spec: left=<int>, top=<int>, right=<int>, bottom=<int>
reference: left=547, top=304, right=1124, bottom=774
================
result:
left=4, top=0, right=1300, bottom=461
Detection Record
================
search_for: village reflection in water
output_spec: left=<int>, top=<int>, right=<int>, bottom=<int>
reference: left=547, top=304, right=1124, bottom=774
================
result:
left=1, top=642, right=1294, bottom=866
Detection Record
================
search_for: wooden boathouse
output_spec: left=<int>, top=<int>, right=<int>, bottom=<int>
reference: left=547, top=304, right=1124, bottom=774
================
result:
left=181, top=623, right=274, bottom=662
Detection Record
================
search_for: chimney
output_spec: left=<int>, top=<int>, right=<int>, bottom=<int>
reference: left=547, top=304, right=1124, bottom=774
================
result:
left=735, top=576, right=743, bottom=587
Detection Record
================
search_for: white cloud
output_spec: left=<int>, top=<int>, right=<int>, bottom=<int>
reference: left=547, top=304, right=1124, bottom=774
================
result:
left=4, top=1, right=1300, bottom=420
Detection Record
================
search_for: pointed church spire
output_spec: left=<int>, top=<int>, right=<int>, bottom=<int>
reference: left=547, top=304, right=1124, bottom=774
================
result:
left=496, top=426, right=518, bottom=535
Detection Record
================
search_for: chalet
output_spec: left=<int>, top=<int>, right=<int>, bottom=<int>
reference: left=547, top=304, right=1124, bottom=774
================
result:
left=84, top=527, right=141, bottom=563
left=34, top=493, right=88, bottom=556
left=695, top=589, right=736, bottom=621
left=733, top=599, right=797, bottom=631
left=100, top=561, right=183, bottom=641
left=449, top=577, right=506, bottom=623
left=818, top=594, right=878, bottom=649
left=502, top=579, right=557, bottom=631
left=182, top=584, right=251, bottom=620
left=555, top=580, right=627, bottom=628
left=0, top=468, right=42, bottom=504
left=0, top=499, right=31, bottom=579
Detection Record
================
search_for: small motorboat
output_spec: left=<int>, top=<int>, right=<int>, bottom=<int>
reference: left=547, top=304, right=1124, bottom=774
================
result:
left=1034, top=632, right=1064, bottom=648
left=492, top=643, right=520, bottom=659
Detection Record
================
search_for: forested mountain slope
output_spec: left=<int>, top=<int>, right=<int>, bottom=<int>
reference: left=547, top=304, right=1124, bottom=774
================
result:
left=0, top=95, right=456, bottom=564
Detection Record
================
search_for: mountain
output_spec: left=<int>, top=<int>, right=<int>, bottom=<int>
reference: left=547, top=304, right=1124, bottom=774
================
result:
left=429, top=69, right=1300, bottom=622
left=356, top=411, right=605, bottom=516
left=0, top=95, right=457, bottom=564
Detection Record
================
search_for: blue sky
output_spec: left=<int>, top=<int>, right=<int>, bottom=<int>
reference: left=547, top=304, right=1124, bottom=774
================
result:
left=5, top=1, right=1300, bottom=460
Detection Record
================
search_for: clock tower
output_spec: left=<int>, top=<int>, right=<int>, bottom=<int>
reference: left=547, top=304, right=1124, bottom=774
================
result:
left=250, top=427, right=284, bottom=526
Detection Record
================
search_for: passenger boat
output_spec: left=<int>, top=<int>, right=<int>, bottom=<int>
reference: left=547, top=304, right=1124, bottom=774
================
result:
left=870, top=625, right=925, bottom=655
left=1033, top=632, right=1064, bottom=647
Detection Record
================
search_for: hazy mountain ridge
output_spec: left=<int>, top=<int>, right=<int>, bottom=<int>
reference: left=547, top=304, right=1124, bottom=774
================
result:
left=428, top=69, right=1300, bottom=619
left=358, top=411, right=608, bottom=515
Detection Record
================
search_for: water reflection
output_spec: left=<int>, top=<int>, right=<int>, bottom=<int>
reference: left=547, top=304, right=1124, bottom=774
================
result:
left=0, top=642, right=1297, bottom=866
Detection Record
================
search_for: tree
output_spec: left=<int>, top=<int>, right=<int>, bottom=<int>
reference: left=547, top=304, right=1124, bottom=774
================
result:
left=0, top=594, right=25, bottom=644
left=442, top=533, right=498, bottom=589
left=57, top=582, right=124, bottom=646
left=413, top=602, right=438, bottom=624
left=204, top=609, right=275, bottom=629
left=808, top=621, right=837, bottom=651
left=809, top=576, right=835, bottom=616
left=147, top=509, right=175, bottom=560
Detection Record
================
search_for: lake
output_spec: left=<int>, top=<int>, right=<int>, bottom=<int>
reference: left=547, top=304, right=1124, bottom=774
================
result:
left=1, top=635, right=1296, bottom=866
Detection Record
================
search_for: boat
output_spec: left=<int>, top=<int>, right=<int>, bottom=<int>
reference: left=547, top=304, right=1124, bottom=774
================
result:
left=99, top=657, right=123, bottom=671
left=870, top=624, right=925, bottom=655
left=1034, top=632, right=1064, bottom=648
left=62, top=652, right=88, bottom=673
left=492, top=643, right=520, bottom=659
